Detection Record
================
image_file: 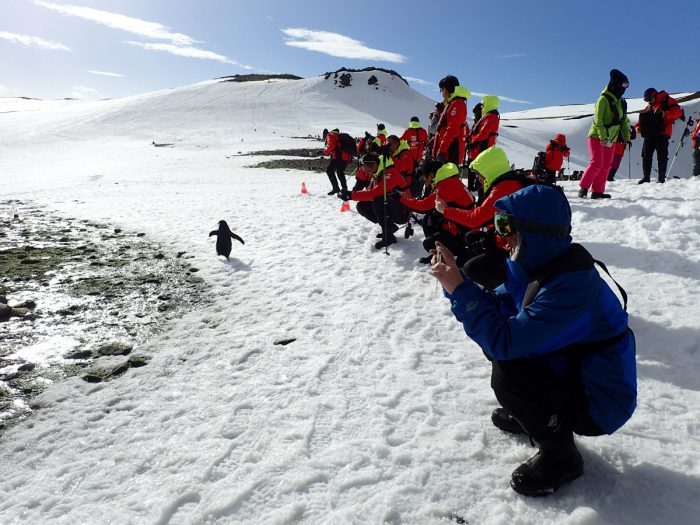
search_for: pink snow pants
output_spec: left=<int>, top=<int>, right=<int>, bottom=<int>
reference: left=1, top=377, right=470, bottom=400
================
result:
left=579, top=137, right=615, bottom=193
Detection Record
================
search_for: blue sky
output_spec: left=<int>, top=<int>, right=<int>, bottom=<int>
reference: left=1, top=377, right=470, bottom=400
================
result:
left=2, top=0, right=699, bottom=112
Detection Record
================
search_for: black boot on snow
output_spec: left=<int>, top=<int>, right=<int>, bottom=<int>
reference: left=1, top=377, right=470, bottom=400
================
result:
left=404, top=223, right=414, bottom=239
left=577, top=188, right=588, bottom=198
left=491, top=408, right=526, bottom=435
left=328, top=188, right=340, bottom=195
left=590, top=192, right=611, bottom=199
left=637, top=178, right=650, bottom=185
left=511, top=433, right=583, bottom=497
left=375, top=235, right=397, bottom=250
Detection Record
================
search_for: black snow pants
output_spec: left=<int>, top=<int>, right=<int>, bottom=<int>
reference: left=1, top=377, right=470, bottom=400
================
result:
left=641, top=136, right=669, bottom=182
left=326, top=159, right=348, bottom=192
left=356, top=196, right=409, bottom=239
left=491, top=358, right=604, bottom=441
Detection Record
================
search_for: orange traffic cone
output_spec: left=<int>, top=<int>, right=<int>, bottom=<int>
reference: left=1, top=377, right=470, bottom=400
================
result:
left=340, top=201, right=350, bottom=212
left=300, top=182, right=309, bottom=194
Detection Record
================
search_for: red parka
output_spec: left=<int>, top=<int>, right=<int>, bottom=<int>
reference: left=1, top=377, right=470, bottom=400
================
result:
left=443, top=176, right=526, bottom=249
left=468, top=112, right=500, bottom=160
left=400, top=175, right=474, bottom=236
left=544, top=133, right=570, bottom=172
left=323, top=131, right=353, bottom=161
left=400, top=126, right=429, bottom=162
left=692, top=121, right=700, bottom=148
left=351, top=165, right=408, bottom=202
left=636, top=91, right=683, bottom=138
left=433, top=86, right=470, bottom=161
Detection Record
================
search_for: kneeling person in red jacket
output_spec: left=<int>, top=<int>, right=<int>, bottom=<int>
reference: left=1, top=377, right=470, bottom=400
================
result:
left=400, top=160, right=474, bottom=264
left=339, top=153, right=410, bottom=249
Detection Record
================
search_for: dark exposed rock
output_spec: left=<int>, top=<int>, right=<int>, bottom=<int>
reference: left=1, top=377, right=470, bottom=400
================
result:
left=96, top=342, right=132, bottom=356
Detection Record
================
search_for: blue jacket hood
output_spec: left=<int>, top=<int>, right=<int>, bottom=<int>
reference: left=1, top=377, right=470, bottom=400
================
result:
left=494, top=185, right=572, bottom=274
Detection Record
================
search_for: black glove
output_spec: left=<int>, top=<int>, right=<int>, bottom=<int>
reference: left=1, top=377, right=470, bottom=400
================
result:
left=338, top=189, right=352, bottom=201
left=436, top=152, right=446, bottom=163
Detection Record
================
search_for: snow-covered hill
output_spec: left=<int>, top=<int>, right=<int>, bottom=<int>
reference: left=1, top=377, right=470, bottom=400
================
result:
left=0, top=69, right=434, bottom=149
left=1, top=70, right=699, bottom=524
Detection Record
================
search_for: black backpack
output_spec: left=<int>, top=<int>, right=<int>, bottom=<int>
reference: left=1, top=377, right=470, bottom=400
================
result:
left=638, top=109, right=664, bottom=138
left=338, top=133, right=358, bottom=157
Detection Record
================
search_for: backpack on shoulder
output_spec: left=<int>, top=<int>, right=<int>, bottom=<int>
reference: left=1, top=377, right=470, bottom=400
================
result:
left=339, top=133, right=359, bottom=157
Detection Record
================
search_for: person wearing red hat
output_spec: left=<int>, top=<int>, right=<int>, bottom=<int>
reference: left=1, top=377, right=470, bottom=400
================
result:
left=635, top=87, right=683, bottom=184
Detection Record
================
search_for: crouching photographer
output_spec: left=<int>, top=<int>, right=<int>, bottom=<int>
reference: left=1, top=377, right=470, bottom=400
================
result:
left=435, top=146, right=533, bottom=289
left=399, top=160, right=474, bottom=264
left=339, top=153, right=409, bottom=250
left=429, top=184, right=637, bottom=497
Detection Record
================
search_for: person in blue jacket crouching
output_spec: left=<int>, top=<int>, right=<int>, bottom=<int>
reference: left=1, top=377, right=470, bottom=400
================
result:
left=429, top=184, right=636, bottom=496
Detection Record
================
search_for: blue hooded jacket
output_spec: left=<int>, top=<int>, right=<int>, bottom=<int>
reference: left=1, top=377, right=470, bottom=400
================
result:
left=446, top=185, right=636, bottom=434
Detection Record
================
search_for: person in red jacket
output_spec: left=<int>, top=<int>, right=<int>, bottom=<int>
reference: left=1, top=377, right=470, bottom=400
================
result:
left=693, top=120, right=700, bottom=177
left=607, top=126, right=635, bottom=181
left=387, top=135, right=418, bottom=196
left=542, top=133, right=570, bottom=184
left=432, top=75, right=470, bottom=164
left=400, top=116, right=429, bottom=164
left=434, top=147, right=532, bottom=289
left=400, top=160, right=474, bottom=264
left=339, top=153, right=409, bottom=249
left=635, top=88, right=683, bottom=184
left=322, top=128, right=352, bottom=195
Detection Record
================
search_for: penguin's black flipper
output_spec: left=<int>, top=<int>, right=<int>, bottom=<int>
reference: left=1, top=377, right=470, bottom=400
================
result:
left=209, top=230, right=218, bottom=237
left=230, top=233, right=245, bottom=244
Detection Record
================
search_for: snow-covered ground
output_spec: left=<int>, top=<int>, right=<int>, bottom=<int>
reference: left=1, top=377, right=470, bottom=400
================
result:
left=1, top=71, right=699, bottom=524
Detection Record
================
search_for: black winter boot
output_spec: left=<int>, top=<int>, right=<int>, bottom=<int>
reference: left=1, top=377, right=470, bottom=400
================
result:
left=491, top=408, right=526, bottom=435
left=375, top=235, right=397, bottom=250
left=637, top=178, right=650, bottom=185
left=511, top=432, right=583, bottom=497
left=577, top=188, right=588, bottom=198
left=590, top=192, right=611, bottom=199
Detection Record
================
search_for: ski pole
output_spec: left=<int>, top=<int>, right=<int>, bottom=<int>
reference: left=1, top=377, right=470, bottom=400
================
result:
left=382, top=155, right=389, bottom=256
left=667, top=115, right=695, bottom=179
left=628, top=142, right=631, bottom=179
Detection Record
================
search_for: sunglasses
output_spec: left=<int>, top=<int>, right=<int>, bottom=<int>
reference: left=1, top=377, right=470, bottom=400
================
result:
left=494, top=213, right=516, bottom=237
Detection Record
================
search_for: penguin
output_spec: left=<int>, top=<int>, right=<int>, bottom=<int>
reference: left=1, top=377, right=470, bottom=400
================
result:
left=209, top=220, right=244, bottom=260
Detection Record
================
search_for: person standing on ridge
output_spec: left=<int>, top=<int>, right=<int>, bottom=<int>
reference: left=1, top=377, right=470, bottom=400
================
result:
left=578, top=69, right=630, bottom=199
left=692, top=119, right=700, bottom=177
left=322, top=128, right=351, bottom=195
left=635, top=88, right=683, bottom=184
left=429, top=184, right=636, bottom=497
left=400, top=117, right=429, bottom=164
left=432, top=75, right=471, bottom=164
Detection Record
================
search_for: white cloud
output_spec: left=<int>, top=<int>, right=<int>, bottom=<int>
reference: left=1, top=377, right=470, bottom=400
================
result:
left=281, top=28, right=406, bottom=63
left=68, top=85, right=101, bottom=99
left=33, top=1, right=249, bottom=67
left=0, top=30, right=70, bottom=51
left=33, top=0, right=197, bottom=45
left=495, top=53, right=527, bottom=59
left=88, top=70, right=125, bottom=78
left=404, top=76, right=432, bottom=86
left=472, top=91, right=532, bottom=105
left=125, top=41, right=251, bottom=68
